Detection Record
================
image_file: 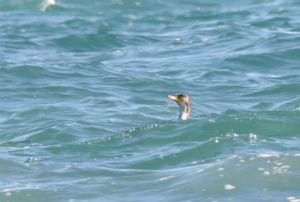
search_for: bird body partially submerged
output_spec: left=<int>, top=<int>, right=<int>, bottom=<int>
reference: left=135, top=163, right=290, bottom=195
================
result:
left=167, top=93, right=191, bottom=120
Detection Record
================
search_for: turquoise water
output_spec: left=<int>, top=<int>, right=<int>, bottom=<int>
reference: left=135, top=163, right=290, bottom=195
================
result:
left=1, top=0, right=300, bottom=201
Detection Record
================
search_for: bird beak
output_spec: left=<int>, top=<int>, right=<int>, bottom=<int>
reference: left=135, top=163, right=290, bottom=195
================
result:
left=167, top=95, right=182, bottom=103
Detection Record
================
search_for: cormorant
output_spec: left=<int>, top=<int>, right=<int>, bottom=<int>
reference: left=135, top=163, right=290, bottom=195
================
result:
left=167, top=93, right=191, bottom=120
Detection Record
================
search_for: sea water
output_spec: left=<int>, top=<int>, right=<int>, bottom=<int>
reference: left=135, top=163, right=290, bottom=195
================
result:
left=0, top=0, right=300, bottom=201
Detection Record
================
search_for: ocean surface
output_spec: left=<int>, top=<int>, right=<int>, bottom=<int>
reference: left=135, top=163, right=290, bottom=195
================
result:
left=1, top=0, right=300, bottom=201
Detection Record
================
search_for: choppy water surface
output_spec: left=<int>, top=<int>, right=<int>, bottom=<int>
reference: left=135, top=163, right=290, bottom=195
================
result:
left=1, top=0, right=300, bottom=201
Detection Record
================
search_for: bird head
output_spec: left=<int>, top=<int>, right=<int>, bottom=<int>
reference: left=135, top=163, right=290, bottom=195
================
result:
left=167, top=93, right=191, bottom=120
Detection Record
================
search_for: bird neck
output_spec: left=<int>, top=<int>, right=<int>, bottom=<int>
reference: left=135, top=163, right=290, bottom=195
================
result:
left=179, top=104, right=190, bottom=120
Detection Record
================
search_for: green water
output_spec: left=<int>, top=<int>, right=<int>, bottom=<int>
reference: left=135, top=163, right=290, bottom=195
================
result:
left=1, top=0, right=300, bottom=201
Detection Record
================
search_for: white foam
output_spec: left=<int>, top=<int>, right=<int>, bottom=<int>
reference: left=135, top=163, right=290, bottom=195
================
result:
left=40, top=0, right=56, bottom=12
left=257, top=154, right=279, bottom=158
left=224, top=184, right=236, bottom=190
left=159, top=176, right=174, bottom=181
